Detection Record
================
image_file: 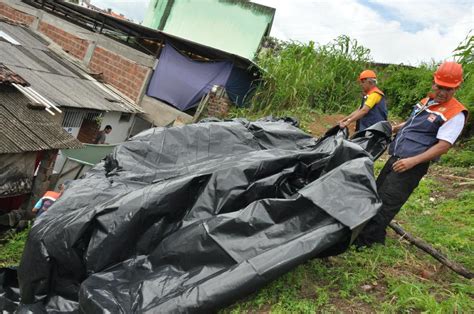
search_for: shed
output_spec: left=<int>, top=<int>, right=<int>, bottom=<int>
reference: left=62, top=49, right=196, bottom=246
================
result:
left=0, top=65, right=82, bottom=211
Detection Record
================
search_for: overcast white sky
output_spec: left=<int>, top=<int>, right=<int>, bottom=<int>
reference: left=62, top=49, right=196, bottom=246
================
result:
left=90, top=0, right=473, bottom=65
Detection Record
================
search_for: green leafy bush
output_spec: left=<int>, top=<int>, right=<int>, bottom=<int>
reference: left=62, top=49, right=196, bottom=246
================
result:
left=439, top=138, right=474, bottom=167
left=378, top=64, right=434, bottom=118
left=453, top=33, right=474, bottom=137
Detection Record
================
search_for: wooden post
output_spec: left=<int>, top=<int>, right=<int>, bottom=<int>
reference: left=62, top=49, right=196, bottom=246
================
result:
left=27, top=149, right=59, bottom=210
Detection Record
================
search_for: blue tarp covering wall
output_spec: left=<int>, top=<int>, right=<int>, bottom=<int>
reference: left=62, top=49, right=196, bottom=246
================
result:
left=225, top=66, right=256, bottom=106
left=147, top=44, right=255, bottom=111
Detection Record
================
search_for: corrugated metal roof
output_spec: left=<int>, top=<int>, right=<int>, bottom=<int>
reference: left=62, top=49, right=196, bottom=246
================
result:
left=0, top=63, right=28, bottom=86
left=0, top=21, right=49, bottom=50
left=0, top=21, right=143, bottom=113
left=0, top=85, right=83, bottom=154
left=10, top=66, right=140, bottom=112
left=1, top=43, right=79, bottom=77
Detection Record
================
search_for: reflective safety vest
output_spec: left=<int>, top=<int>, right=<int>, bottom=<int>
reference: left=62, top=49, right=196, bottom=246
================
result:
left=42, top=191, right=61, bottom=201
left=389, top=97, right=468, bottom=158
left=356, top=87, right=388, bottom=131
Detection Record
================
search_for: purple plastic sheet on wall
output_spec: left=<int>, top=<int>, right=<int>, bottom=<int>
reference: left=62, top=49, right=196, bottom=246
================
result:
left=147, top=44, right=233, bottom=111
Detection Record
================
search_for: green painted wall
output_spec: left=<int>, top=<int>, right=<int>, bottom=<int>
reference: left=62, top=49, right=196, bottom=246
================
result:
left=143, top=0, right=275, bottom=60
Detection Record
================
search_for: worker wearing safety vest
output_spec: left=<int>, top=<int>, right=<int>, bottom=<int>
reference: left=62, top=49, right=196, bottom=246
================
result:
left=32, top=184, right=66, bottom=217
left=355, top=61, right=468, bottom=247
left=339, top=70, right=388, bottom=131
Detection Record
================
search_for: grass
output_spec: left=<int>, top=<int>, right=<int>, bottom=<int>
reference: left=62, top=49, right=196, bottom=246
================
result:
left=250, top=36, right=370, bottom=114
left=0, top=226, right=29, bottom=267
left=439, top=138, right=474, bottom=168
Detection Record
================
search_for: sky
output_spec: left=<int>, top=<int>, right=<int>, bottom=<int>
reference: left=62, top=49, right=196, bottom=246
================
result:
left=90, top=0, right=473, bottom=65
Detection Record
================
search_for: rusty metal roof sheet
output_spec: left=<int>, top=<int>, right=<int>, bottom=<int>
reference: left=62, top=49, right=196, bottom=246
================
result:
left=0, top=85, right=83, bottom=154
left=0, top=63, right=28, bottom=86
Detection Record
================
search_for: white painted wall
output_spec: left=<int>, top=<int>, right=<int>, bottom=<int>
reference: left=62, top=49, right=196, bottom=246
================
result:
left=53, top=127, right=81, bottom=173
left=100, top=112, right=135, bottom=144
left=63, top=126, right=80, bottom=138
left=54, top=113, right=134, bottom=173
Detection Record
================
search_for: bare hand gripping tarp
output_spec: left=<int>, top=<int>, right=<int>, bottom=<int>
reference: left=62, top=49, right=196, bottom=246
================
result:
left=0, top=120, right=391, bottom=313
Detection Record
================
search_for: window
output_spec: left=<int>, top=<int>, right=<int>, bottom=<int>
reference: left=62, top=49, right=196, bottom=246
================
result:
left=62, top=110, right=85, bottom=128
left=119, top=112, right=132, bottom=123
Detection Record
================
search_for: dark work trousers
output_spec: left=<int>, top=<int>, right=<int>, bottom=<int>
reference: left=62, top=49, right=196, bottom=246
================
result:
left=356, top=156, right=430, bottom=246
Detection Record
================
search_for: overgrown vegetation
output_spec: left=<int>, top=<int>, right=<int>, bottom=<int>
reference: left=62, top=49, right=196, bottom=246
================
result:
left=377, top=64, right=434, bottom=118
left=247, top=33, right=474, bottom=136
left=252, top=35, right=370, bottom=114
left=440, top=137, right=474, bottom=167
left=0, top=227, right=29, bottom=267
left=453, top=32, right=474, bottom=137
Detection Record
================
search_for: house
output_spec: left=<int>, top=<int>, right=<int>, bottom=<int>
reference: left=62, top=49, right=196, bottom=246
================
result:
left=0, top=19, right=144, bottom=145
left=143, top=0, right=276, bottom=60
left=0, top=18, right=152, bottom=179
left=0, top=64, right=82, bottom=212
left=0, top=0, right=265, bottom=124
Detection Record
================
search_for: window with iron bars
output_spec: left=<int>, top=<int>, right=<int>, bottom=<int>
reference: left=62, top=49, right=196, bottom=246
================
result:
left=62, top=109, right=102, bottom=128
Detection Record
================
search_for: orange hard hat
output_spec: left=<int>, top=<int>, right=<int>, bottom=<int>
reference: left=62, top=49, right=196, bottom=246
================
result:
left=359, top=70, right=377, bottom=81
left=434, top=61, right=463, bottom=88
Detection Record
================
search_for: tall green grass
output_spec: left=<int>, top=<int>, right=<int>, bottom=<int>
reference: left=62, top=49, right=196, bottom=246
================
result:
left=453, top=32, right=474, bottom=137
left=251, top=35, right=370, bottom=114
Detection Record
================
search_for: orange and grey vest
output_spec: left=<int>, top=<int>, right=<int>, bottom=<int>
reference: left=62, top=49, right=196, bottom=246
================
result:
left=389, top=97, right=468, bottom=158
left=356, top=87, right=388, bottom=131
left=42, top=191, right=61, bottom=201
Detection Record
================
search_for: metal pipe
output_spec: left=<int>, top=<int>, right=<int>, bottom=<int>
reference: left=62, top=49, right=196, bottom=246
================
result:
left=13, top=84, right=47, bottom=107
left=26, top=88, right=62, bottom=113
left=13, top=84, right=56, bottom=116
left=45, top=107, right=55, bottom=115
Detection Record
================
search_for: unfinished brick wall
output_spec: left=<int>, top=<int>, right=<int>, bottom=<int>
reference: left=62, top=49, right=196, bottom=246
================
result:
left=77, top=118, right=100, bottom=144
left=38, top=21, right=89, bottom=60
left=0, top=2, right=149, bottom=105
left=207, top=91, right=231, bottom=119
left=0, top=3, right=35, bottom=25
left=88, top=46, right=148, bottom=102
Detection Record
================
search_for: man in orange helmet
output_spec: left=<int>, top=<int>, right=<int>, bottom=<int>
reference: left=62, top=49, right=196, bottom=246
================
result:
left=339, top=70, right=388, bottom=131
left=355, top=61, right=468, bottom=247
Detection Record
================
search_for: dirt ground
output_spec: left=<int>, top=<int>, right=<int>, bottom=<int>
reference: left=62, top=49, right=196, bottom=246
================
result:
left=307, top=114, right=404, bottom=137
left=307, top=114, right=348, bottom=136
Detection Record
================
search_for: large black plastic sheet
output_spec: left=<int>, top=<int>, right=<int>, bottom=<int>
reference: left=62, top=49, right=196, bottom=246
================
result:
left=1, top=120, right=391, bottom=313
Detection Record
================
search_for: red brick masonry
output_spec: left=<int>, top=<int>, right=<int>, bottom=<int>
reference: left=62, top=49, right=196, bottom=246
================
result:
left=0, top=3, right=148, bottom=103
left=38, top=21, right=89, bottom=60
left=88, top=46, right=148, bottom=102
left=0, top=3, right=35, bottom=25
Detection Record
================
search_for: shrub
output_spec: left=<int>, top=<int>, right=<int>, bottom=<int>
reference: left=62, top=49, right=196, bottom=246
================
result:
left=453, top=32, right=474, bottom=138
left=378, top=64, right=434, bottom=118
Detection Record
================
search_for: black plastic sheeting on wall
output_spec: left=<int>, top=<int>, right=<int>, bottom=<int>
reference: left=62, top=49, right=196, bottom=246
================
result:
left=0, top=120, right=391, bottom=313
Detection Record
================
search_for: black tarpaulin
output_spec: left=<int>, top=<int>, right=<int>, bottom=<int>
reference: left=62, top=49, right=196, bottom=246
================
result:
left=1, top=120, right=391, bottom=313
